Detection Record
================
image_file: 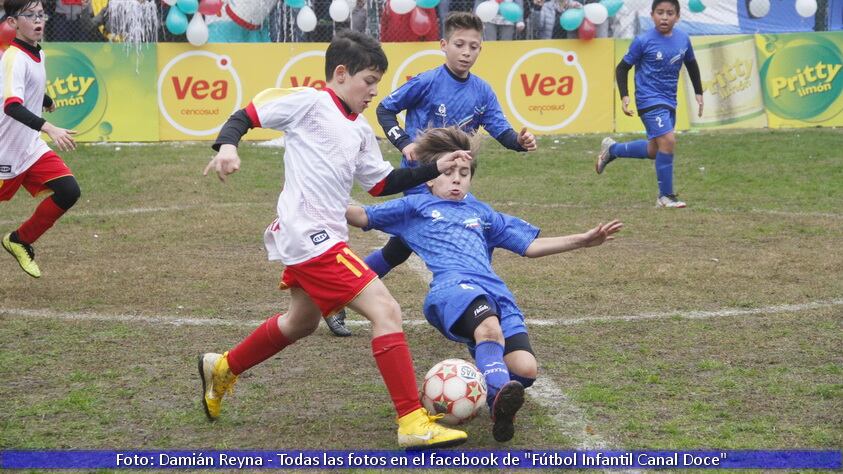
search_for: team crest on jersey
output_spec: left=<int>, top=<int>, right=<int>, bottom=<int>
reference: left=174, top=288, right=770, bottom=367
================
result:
left=435, top=104, right=447, bottom=120
left=656, top=51, right=663, bottom=61
left=310, top=230, right=329, bottom=245
left=463, top=217, right=482, bottom=229
left=430, top=209, right=444, bottom=222
left=0, top=165, right=10, bottom=173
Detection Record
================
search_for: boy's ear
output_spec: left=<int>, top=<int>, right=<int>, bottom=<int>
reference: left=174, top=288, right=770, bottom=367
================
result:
left=439, top=38, right=447, bottom=51
left=333, top=64, right=347, bottom=83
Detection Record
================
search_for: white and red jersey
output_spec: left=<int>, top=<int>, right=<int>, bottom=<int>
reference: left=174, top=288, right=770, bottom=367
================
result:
left=247, top=87, right=393, bottom=265
left=0, top=41, right=51, bottom=180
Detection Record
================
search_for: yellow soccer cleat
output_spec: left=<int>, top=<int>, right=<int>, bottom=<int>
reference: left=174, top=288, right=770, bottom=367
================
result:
left=198, top=351, right=238, bottom=421
left=397, top=407, right=468, bottom=450
left=2, top=232, right=41, bottom=278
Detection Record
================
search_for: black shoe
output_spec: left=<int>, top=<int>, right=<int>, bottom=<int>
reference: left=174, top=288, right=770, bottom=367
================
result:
left=491, top=381, right=525, bottom=442
left=325, top=309, right=351, bottom=337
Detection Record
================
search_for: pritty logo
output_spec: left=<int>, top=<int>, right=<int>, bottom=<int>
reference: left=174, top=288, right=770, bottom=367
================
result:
left=704, top=59, right=754, bottom=100
left=770, top=62, right=841, bottom=98
left=45, top=48, right=104, bottom=132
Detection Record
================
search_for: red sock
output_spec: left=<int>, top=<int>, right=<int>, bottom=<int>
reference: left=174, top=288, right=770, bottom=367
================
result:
left=371, top=332, right=423, bottom=418
left=227, top=314, right=291, bottom=375
left=16, top=197, right=66, bottom=245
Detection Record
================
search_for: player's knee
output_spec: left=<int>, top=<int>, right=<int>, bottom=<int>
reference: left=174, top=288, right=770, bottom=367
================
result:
left=473, top=317, right=503, bottom=343
left=377, top=296, right=403, bottom=329
left=659, top=135, right=676, bottom=153
left=50, top=176, right=81, bottom=210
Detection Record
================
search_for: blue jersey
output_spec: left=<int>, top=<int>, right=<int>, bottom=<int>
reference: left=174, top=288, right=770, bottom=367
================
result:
left=623, top=28, right=695, bottom=111
left=379, top=65, right=515, bottom=170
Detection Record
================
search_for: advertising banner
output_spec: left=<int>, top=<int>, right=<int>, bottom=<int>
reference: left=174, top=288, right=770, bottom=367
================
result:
left=43, top=44, right=158, bottom=142
left=756, top=31, right=843, bottom=128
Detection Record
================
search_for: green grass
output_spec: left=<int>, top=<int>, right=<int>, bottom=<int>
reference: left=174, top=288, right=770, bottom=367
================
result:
left=1, top=129, right=841, bottom=454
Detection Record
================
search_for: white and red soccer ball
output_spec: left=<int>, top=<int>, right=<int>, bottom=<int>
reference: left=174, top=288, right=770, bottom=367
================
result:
left=421, top=358, right=487, bottom=425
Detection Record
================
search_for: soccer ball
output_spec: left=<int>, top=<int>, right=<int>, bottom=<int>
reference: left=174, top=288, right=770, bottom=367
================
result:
left=421, top=358, right=487, bottom=425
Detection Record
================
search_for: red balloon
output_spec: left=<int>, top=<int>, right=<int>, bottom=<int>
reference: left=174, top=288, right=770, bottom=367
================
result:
left=409, top=7, right=432, bottom=36
left=198, top=0, right=223, bottom=16
left=578, top=18, right=596, bottom=41
left=0, top=20, right=16, bottom=48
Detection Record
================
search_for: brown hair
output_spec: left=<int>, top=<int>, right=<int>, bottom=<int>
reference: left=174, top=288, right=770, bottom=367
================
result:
left=416, top=127, right=480, bottom=176
left=443, top=12, right=484, bottom=39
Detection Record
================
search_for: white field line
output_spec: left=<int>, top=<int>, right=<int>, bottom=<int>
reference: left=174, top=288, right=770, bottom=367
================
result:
left=0, top=202, right=262, bottom=226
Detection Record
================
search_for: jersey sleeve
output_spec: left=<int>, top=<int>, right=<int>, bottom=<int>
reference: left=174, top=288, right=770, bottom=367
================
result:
left=2, top=52, right=28, bottom=106
left=622, top=36, right=644, bottom=67
left=354, top=127, right=394, bottom=192
left=684, top=35, right=696, bottom=62
left=363, top=197, right=414, bottom=235
left=486, top=210, right=541, bottom=256
left=379, top=72, right=430, bottom=114
left=244, top=87, right=316, bottom=131
left=480, top=83, right=513, bottom=140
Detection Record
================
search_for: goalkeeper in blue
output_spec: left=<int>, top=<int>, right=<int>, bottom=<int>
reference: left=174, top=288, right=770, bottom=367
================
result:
left=595, top=0, right=704, bottom=209
left=346, top=127, right=622, bottom=442
left=325, top=12, right=537, bottom=336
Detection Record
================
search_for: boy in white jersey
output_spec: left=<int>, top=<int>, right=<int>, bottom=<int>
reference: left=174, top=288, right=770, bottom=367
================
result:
left=1, top=0, right=79, bottom=278
left=198, top=31, right=469, bottom=449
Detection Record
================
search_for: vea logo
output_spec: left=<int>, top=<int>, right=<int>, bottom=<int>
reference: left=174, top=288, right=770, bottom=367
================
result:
left=275, top=51, right=327, bottom=90
left=45, top=48, right=105, bottom=132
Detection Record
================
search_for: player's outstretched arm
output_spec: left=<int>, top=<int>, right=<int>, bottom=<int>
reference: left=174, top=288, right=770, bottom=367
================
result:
left=203, top=144, right=241, bottom=183
left=203, top=109, right=254, bottom=182
left=346, top=205, right=369, bottom=228
left=523, top=220, right=623, bottom=258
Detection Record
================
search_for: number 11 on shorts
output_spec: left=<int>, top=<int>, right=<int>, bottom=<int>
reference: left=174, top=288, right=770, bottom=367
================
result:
left=336, top=248, right=369, bottom=277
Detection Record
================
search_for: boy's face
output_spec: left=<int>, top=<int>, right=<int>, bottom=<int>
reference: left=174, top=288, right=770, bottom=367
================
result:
left=427, top=158, right=473, bottom=201
left=440, top=28, right=482, bottom=78
left=10, top=2, right=45, bottom=45
left=651, top=2, right=678, bottom=34
left=330, top=66, right=384, bottom=114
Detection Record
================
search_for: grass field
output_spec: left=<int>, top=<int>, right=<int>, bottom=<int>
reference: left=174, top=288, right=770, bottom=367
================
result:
left=1, top=129, right=841, bottom=457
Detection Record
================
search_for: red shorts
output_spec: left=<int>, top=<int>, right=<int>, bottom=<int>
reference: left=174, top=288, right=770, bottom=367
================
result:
left=280, top=242, right=378, bottom=317
left=0, top=151, right=72, bottom=202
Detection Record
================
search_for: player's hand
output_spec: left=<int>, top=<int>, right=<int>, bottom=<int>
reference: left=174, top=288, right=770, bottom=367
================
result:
left=621, top=96, right=634, bottom=117
left=44, top=102, right=56, bottom=113
left=695, top=94, right=704, bottom=118
left=402, top=143, right=418, bottom=161
left=517, top=127, right=537, bottom=151
left=203, top=144, right=241, bottom=183
left=435, top=150, right=472, bottom=173
left=579, top=220, right=623, bottom=248
left=42, top=122, right=77, bottom=151
left=516, top=21, right=525, bottom=32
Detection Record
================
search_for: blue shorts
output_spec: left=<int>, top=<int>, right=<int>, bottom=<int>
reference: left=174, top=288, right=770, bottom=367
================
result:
left=423, top=282, right=528, bottom=349
left=640, top=107, right=676, bottom=140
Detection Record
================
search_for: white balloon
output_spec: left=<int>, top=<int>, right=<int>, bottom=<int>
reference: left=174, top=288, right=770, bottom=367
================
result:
left=748, top=0, right=770, bottom=17
left=329, top=0, right=350, bottom=21
left=795, top=0, right=817, bottom=17
left=474, top=0, right=499, bottom=22
left=162, top=0, right=177, bottom=5
left=583, top=2, right=608, bottom=24
left=297, top=5, right=318, bottom=31
left=390, top=0, right=416, bottom=15
left=186, top=13, right=209, bottom=46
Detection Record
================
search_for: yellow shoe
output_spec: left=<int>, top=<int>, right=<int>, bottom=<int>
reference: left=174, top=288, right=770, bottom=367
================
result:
left=198, top=351, right=238, bottom=421
left=397, top=407, right=467, bottom=450
left=2, top=232, right=40, bottom=278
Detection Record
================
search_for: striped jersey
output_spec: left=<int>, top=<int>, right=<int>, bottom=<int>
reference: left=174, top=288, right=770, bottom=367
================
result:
left=0, top=41, right=51, bottom=179
left=245, top=87, right=393, bottom=265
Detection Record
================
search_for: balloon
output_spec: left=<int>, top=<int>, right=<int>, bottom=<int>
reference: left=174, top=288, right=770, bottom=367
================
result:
left=600, top=0, right=623, bottom=16
left=390, top=0, right=417, bottom=14
left=475, top=0, right=499, bottom=21
left=499, top=1, right=523, bottom=22
left=583, top=2, right=608, bottom=24
left=0, top=20, right=15, bottom=48
left=198, top=0, right=223, bottom=16
left=795, top=0, right=817, bottom=16
left=176, top=0, right=199, bottom=15
left=165, top=7, right=189, bottom=35
left=578, top=18, right=596, bottom=40
left=286, top=0, right=306, bottom=8
left=162, top=0, right=177, bottom=5
left=409, top=7, right=432, bottom=35
left=297, top=5, right=318, bottom=31
left=688, top=0, right=705, bottom=12
left=416, top=0, right=441, bottom=7
left=329, top=0, right=350, bottom=21
left=747, top=0, right=769, bottom=17
left=560, top=7, right=584, bottom=30
left=186, top=13, right=209, bottom=45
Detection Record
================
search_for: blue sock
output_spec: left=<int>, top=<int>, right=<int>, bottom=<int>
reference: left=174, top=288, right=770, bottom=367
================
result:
left=510, top=373, right=535, bottom=389
left=475, top=341, right=509, bottom=408
left=363, top=249, right=392, bottom=278
left=610, top=139, right=649, bottom=159
left=655, top=151, right=674, bottom=196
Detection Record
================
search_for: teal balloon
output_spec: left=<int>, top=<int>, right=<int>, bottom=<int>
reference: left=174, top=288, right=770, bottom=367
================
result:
left=499, top=1, right=523, bottom=22
left=166, top=7, right=189, bottom=35
left=601, top=0, right=623, bottom=16
left=688, top=0, right=705, bottom=12
left=285, top=0, right=306, bottom=8
left=176, top=0, right=199, bottom=15
left=416, top=0, right=441, bottom=7
left=98, top=121, right=113, bottom=136
left=560, top=7, right=584, bottom=30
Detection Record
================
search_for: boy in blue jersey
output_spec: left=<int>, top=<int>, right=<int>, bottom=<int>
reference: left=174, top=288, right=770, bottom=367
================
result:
left=594, top=0, right=704, bottom=209
left=346, top=127, right=622, bottom=442
left=325, top=12, right=537, bottom=336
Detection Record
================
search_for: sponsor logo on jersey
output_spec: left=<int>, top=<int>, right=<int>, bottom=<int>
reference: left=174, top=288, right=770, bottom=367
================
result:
left=0, top=165, right=11, bottom=173
left=463, top=217, right=482, bottom=229
left=310, top=230, right=329, bottom=245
